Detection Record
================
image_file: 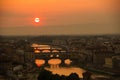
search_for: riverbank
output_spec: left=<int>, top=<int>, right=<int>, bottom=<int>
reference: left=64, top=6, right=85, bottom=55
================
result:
left=78, top=64, right=120, bottom=77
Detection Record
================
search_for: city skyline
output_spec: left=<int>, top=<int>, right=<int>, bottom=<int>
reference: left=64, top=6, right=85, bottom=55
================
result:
left=0, top=0, right=120, bottom=35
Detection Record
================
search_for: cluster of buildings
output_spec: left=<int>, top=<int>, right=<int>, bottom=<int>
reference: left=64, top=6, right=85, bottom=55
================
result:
left=52, top=35, right=120, bottom=75
left=33, top=35, right=120, bottom=76
left=0, top=38, right=35, bottom=80
left=0, top=35, right=120, bottom=80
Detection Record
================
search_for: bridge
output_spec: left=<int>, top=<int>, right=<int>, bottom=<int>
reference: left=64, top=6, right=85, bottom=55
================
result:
left=32, top=51, right=85, bottom=68
left=31, top=44, right=68, bottom=53
left=25, top=44, right=88, bottom=68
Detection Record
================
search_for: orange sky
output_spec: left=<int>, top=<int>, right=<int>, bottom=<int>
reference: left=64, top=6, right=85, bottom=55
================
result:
left=0, top=0, right=120, bottom=35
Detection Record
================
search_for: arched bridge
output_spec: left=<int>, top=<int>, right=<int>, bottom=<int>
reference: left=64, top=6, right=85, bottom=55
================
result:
left=31, top=44, right=68, bottom=53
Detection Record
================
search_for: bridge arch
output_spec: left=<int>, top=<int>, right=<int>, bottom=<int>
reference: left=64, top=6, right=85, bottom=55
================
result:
left=31, top=44, right=68, bottom=54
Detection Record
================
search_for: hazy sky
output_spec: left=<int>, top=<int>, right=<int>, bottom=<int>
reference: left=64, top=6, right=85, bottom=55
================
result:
left=0, top=0, right=120, bottom=35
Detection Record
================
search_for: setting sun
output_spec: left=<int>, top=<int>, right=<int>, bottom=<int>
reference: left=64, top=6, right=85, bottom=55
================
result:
left=34, top=18, right=40, bottom=23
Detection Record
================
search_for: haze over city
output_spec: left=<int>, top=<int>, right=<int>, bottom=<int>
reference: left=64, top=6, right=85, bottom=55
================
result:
left=0, top=1, right=120, bottom=80
left=0, top=0, right=120, bottom=35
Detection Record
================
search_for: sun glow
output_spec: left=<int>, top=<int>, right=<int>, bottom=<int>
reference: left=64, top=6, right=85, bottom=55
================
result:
left=34, top=18, right=40, bottom=23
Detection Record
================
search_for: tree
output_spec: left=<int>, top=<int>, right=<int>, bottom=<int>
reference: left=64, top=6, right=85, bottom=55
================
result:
left=51, top=74, right=61, bottom=80
left=37, top=69, right=52, bottom=80
left=67, top=73, right=80, bottom=80
left=60, top=75, right=67, bottom=80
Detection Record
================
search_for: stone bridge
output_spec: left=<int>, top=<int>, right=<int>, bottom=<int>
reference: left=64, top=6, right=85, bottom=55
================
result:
left=33, top=52, right=83, bottom=67
left=27, top=44, right=87, bottom=67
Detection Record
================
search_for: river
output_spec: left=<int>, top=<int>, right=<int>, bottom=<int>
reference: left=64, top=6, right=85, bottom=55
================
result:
left=45, top=67, right=86, bottom=78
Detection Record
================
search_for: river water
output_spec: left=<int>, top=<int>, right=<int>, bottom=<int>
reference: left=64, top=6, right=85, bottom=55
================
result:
left=35, top=58, right=110, bottom=79
left=45, top=67, right=110, bottom=79
left=45, top=67, right=86, bottom=78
